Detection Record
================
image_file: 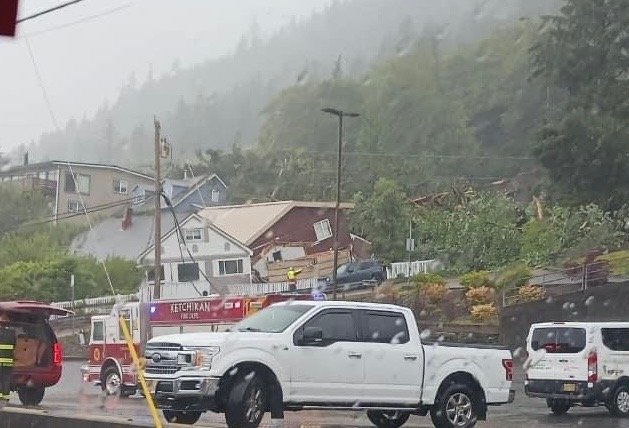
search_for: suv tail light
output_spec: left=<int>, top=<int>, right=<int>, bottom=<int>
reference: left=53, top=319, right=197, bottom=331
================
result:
left=53, top=343, right=62, bottom=366
left=587, top=351, right=597, bottom=383
left=502, top=358, right=513, bottom=381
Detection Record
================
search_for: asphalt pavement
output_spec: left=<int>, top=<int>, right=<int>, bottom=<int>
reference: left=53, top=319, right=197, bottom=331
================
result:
left=5, top=360, right=629, bottom=427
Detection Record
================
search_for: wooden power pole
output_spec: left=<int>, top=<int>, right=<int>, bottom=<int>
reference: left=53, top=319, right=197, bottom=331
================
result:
left=153, top=117, right=161, bottom=300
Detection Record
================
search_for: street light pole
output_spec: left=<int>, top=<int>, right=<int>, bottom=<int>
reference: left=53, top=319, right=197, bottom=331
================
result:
left=321, top=107, right=360, bottom=300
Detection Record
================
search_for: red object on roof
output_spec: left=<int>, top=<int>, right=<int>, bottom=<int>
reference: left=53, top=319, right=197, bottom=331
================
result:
left=0, top=0, right=19, bottom=37
left=0, top=300, right=73, bottom=317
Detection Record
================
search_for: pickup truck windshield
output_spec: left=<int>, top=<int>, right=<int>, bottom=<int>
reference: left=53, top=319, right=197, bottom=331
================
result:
left=235, top=304, right=313, bottom=333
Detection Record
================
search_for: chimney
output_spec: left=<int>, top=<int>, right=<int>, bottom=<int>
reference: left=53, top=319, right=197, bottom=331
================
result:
left=23, top=152, right=28, bottom=166
left=121, top=206, right=133, bottom=230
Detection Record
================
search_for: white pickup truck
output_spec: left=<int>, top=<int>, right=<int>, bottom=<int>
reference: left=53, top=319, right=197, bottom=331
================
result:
left=143, top=301, right=514, bottom=428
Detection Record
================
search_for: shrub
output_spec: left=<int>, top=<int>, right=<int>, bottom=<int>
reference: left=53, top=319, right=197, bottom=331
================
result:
left=470, top=303, right=498, bottom=322
left=517, top=284, right=546, bottom=303
left=597, top=250, right=629, bottom=276
left=412, top=273, right=445, bottom=286
left=459, top=271, right=494, bottom=289
left=374, top=283, right=400, bottom=304
left=420, top=282, right=448, bottom=305
left=465, top=286, right=494, bottom=306
left=496, top=262, right=531, bottom=290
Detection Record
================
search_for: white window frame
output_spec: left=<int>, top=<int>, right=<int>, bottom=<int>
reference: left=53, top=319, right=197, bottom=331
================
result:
left=313, top=219, right=333, bottom=241
left=67, top=200, right=83, bottom=213
left=114, top=179, right=128, bottom=194
left=184, top=228, right=203, bottom=242
left=218, top=258, right=244, bottom=276
left=211, top=188, right=220, bottom=202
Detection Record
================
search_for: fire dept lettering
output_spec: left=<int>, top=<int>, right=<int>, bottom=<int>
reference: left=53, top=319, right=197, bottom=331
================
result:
left=149, top=298, right=246, bottom=324
left=170, top=301, right=212, bottom=315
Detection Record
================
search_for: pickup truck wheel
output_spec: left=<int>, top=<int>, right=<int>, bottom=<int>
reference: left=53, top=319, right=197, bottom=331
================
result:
left=225, top=372, right=268, bottom=428
left=163, top=410, right=202, bottom=424
left=430, top=384, right=478, bottom=428
left=17, top=386, right=45, bottom=406
left=608, top=385, right=629, bottom=417
left=547, top=398, right=570, bottom=416
left=367, top=410, right=410, bottom=427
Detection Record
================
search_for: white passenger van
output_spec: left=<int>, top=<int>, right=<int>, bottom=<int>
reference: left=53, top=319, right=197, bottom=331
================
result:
left=525, top=322, right=629, bottom=417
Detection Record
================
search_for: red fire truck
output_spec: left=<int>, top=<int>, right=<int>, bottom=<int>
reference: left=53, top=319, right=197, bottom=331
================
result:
left=81, top=294, right=311, bottom=396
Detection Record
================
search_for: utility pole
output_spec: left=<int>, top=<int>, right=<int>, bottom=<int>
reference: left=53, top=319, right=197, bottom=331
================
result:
left=321, top=107, right=360, bottom=300
left=70, top=274, right=75, bottom=335
left=153, top=117, right=161, bottom=300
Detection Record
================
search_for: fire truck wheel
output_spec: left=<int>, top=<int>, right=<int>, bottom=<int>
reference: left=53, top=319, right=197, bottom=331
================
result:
left=17, top=386, right=45, bottom=406
left=101, top=366, right=122, bottom=396
left=162, top=410, right=202, bottom=424
left=225, top=371, right=268, bottom=428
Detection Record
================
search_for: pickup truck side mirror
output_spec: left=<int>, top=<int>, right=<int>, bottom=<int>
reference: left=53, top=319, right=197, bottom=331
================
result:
left=531, top=340, right=539, bottom=350
left=302, top=327, right=324, bottom=345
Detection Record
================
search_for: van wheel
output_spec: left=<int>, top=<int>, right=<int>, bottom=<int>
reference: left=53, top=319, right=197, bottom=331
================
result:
left=163, top=410, right=202, bottom=424
left=17, top=386, right=45, bottom=406
left=225, top=372, right=268, bottom=428
left=608, top=385, right=629, bottom=417
left=430, top=384, right=478, bottom=428
left=547, top=398, right=570, bottom=416
left=101, top=366, right=121, bottom=396
left=367, top=410, right=410, bottom=427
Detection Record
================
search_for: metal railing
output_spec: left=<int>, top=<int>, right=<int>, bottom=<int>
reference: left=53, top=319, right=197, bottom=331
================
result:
left=386, top=259, right=437, bottom=279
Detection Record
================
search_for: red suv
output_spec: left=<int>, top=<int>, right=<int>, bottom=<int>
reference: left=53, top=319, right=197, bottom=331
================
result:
left=0, top=300, right=70, bottom=406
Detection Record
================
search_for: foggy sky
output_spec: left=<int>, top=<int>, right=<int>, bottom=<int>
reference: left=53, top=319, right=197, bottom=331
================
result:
left=0, top=0, right=333, bottom=153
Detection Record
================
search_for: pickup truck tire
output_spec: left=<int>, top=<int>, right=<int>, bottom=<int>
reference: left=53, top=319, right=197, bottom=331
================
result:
left=608, top=384, right=629, bottom=417
left=367, top=410, right=410, bottom=427
left=430, top=384, right=478, bottom=428
left=225, top=372, right=268, bottom=428
left=546, top=398, right=570, bottom=416
left=17, top=386, right=45, bottom=406
left=162, top=410, right=202, bottom=424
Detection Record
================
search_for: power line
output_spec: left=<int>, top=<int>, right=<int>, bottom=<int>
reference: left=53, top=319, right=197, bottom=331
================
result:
left=24, top=38, right=60, bottom=130
left=16, top=0, right=90, bottom=24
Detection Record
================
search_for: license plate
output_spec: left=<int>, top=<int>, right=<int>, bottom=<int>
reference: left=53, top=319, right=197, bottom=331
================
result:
left=562, top=383, right=577, bottom=392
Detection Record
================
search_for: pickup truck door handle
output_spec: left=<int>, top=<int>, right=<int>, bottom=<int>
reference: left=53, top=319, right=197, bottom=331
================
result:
left=404, top=355, right=418, bottom=361
left=347, top=352, right=362, bottom=359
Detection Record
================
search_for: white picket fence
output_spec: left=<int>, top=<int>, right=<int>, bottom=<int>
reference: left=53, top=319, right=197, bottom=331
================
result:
left=386, top=259, right=438, bottom=279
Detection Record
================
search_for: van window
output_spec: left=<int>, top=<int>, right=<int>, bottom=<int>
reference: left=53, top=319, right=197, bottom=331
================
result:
left=531, top=327, right=586, bottom=353
left=602, top=328, right=629, bottom=351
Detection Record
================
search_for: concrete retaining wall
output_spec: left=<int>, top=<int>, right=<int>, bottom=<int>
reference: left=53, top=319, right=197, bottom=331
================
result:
left=500, top=282, right=629, bottom=349
left=2, top=407, right=150, bottom=427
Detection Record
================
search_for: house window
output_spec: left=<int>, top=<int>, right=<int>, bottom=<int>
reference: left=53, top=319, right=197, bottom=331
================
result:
left=313, top=219, right=333, bottom=241
left=272, top=250, right=282, bottom=262
left=147, top=265, right=165, bottom=283
left=178, top=263, right=200, bottom=282
left=224, top=242, right=231, bottom=252
left=211, top=188, right=220, bottom=203
left=113, top=179, right=128, bottom=194
left=67, top=200, right=83, bottom=213
left=64, top=173, right=90, bottom=194
left=184, top=228, right=203, bottom=242
left=218, top=259, right=244, bottom=276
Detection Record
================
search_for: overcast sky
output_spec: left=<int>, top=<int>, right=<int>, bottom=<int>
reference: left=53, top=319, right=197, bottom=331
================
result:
left=0, top=0, right=333, bottom=152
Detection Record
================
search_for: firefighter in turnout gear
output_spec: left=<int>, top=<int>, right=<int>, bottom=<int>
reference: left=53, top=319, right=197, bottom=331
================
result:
left=0, top=311, right=15, bottom=404
left=287, top=267, right=302, bottom=291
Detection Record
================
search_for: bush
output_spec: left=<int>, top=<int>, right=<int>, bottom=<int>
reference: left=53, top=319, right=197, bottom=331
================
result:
left=412, top=273, right=445, bottom=286
left=465, top=286, right=494, bottom=306
left=459, top=271, right=494, bottom=289
left=517, top=284, right=546, bottom=303
left=420, top=282, right=448, bottom=305
left=598, top=250, right=629, bottom=276
left=496, top=262, right=531, bottom=290
left=470, top=303, right=498, bottom=322
left=374, top=283, right=400, bottom=304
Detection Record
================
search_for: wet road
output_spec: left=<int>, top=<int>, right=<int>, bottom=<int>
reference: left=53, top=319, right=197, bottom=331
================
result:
left=8, top=361, right=629, bottom=427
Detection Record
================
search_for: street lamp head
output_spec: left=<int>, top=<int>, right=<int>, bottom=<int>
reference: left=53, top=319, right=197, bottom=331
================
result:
left=321, top=107, right=342, bottom=116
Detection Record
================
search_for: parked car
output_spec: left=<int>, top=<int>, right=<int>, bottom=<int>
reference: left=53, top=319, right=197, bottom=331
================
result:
left=144, top=300, right=514, bottom=427
left=324, top=260, right=385, bottom=290
left=525, top=321, right=629, bottom=417
left=0, top=300, right=70, bottom=406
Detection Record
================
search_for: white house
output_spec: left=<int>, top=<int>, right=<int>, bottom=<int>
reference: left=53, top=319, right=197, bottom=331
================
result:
left=138, top=213, right=252, bottom=298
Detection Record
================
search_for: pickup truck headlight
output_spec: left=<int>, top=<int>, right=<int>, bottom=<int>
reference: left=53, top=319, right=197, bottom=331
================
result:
left=182, top=346, right=220, bottom=369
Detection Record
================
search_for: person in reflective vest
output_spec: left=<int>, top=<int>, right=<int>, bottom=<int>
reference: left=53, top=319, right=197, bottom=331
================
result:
left=0, top=311, right=15, bottom=404
left=286, top=267, right=302, bottom=291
